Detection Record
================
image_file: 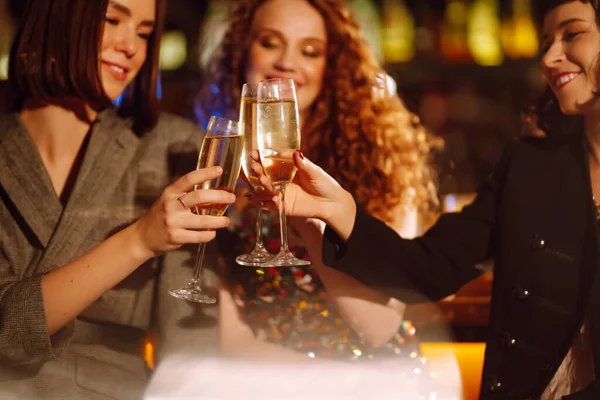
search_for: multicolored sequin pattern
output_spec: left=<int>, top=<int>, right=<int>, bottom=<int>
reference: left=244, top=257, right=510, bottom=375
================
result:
left=224, top=188, right=423, bottom=362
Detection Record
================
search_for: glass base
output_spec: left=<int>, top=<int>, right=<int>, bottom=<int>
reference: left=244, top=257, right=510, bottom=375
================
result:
left=236, top=247, right=274, bottom=267
left=169, top=280, right=216, bottom=304
left=259, top=249, right=311, bottom=267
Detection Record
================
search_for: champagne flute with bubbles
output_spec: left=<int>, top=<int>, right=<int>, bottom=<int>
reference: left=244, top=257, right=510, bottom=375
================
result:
left=256, top=78, right=310, bottom=267
left=236, top=83, right=274, bottom=266
left=169, top=116, right=243, bottom=302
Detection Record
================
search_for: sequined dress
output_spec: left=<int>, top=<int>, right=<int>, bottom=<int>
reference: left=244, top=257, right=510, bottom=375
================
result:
left=221, top=189, right=425, bottom=363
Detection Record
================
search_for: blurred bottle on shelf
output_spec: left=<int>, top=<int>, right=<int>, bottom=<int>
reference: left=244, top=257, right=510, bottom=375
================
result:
left=0, top=0, right=14, bottom=81
left=381, top=0, right=415, bottom=64
left=412, top=0, right=439, bottom=60
left=467, top=0, right=503, bottom=66
left=198, top=0, right=234, bottom=70
left=502, top=0, right=539, bottom=59
left=348, top=0, right=384, bottom=63
left=440, top=0, right=472, bottom=62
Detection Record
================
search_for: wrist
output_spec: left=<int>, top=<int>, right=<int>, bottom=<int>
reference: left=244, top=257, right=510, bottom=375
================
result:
left=323, top=189, right=356, bottom=241
left=290, top=217, right=325, bottom=237
left=126, top=221, right=157, bottom=263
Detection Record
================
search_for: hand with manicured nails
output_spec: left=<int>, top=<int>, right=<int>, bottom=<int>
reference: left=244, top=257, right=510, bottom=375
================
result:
left=249, top=150, right=356, bottom=241
left=133, top=166, right=236, bottom=258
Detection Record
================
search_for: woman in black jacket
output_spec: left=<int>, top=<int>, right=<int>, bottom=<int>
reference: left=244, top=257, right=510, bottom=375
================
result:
left=252, top=1, right=600, bottom=398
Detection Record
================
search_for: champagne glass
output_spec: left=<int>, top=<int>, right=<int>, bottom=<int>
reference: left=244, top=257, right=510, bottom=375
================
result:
left=169, top=116, right=244, bottom=303
left=256, top=78, right=310, bottom=267
left=236, top=83, right=274, bottom=266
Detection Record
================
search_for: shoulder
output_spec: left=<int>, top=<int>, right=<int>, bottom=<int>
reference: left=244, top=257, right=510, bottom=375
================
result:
left=137, top=112, right=203, bottom=154
left=500, top=134, right=577, bottom=170
left=125, top=112, right=202, bottom=178
left=101, top=108, right=202, bottom=136
left=154, top=112, right=203, bottom=133
left=151, top=112, right=204, bottom=142
left=0, top=112, right=21, bottom=134
left=0, top=112, right=16, bottom=123
left=511, top=134, right=573, bottom=155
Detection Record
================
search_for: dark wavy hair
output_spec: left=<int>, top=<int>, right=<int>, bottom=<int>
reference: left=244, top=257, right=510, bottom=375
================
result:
left=529, top=0, right=600, bottom=136
left=197, top=0, right=440, bottom=223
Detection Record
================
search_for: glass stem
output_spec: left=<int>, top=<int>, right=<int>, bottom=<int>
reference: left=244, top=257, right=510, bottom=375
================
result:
left=254, top=205, right=266, bottom=251
left=277, top=185, right=290, bottom=253
left=191, top=242, right=207, bottom=283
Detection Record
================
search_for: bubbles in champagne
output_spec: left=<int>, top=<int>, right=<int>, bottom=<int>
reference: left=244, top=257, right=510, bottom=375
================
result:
left=256, top=99, right=300, bottom=188
left=239, top=97, right=261, bottom=189
left=261, top=149, right=297, bottom=188
left=195, top=134, right=243, bottom=216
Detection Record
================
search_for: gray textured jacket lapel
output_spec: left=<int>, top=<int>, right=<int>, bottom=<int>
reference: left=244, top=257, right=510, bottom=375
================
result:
left=0, top=113, right=63, bottom=248
left=35, top=109, right=141, bottom=272
left=0, top=109, right=140, bottom=273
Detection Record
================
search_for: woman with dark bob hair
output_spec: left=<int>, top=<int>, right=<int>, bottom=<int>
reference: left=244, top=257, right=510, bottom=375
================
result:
left=0, top=0, right=234, bottom=398
left=252, top=0, right=600, bottom=398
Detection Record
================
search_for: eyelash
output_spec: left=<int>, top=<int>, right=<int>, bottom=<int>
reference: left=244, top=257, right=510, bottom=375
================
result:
left=565, top=31, right=583, bottom=41
left=105, top=17, right=151, bottom=41
left=541, top=31, right=584, bottom=53
left=260, top=39, right=322, bottom=58
left=302, top=50, right=321, bottom=58
left=259, top=37, right=280, bottom=49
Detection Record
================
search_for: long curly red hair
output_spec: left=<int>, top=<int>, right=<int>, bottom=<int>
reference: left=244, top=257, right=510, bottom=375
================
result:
left=197, top=0, right=440, bottom=224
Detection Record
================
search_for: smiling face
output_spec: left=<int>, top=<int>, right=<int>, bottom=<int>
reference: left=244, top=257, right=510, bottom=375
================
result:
left=541, top=1, right=600, bottom=115
left=245, top=0, right=327, bottom=117
left=100, top=0, right=156, bottom=101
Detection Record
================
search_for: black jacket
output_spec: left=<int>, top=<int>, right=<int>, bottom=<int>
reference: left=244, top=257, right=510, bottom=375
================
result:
left=323, top=132, right=600, bottom=399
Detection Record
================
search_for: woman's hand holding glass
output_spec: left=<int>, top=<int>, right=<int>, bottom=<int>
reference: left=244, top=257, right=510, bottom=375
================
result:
left=170, top=116, right=243, bottom=303
left=249, top=150, right=357, bottom=242
left=255, top=78, right=310, bottom=267
left=132, top=166, right=235, bottom=258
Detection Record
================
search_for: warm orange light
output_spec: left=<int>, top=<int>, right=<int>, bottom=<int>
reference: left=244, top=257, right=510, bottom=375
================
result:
left=440, top=0, right=472, bottom=62
left=502, top=0, right=539, bottom=59
left=144, top=339, right=155, bottom=370
left=421, top=342, right=486, bottom=400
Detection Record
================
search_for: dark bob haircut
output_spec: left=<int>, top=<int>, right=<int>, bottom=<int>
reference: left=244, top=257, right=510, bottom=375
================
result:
left=7, top=0, right=165, bottom=134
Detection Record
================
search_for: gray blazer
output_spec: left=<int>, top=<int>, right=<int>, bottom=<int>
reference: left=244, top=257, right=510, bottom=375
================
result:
left=0, top=109, right=220, bottom=399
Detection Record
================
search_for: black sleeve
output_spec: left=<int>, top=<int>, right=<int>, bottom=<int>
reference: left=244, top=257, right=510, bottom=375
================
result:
left=322, top=143, right=514, bottom=304
left=563, top=380, right=600, bottom=400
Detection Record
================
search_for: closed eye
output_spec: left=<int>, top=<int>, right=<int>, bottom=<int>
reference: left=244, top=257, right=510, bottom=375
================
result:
left=564, top=31, right=583, bottom=41
left=260, top=39, right=280, bottom=49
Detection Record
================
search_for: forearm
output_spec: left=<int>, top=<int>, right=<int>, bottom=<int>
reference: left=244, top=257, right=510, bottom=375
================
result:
left=316, top=266, right=405, bottom=347
left=221, top=333, right=317, bottom=361
left=294, top=219, right=404, bottom=347
left=42, top=222, right=152, bottom=335
left=219, top=284, right=313, bottom=361
left=321, top=190, right=357, bottom=242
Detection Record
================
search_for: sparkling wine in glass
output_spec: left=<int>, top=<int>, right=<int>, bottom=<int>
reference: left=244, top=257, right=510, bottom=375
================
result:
left=235, top=83, right=274, bottom=266
left=169, top=116, right=243, bottom=303
left=256, top=78, right=310, bottom=267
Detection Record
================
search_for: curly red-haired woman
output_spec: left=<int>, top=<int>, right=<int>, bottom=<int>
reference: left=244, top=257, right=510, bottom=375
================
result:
left=198, top=0, right=442, bottom=379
